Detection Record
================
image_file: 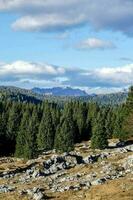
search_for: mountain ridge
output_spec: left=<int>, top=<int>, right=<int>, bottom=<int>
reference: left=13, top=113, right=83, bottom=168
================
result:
left=32, top=87, right=88, bottom=96
left=0, top=86, right=128, bottom=105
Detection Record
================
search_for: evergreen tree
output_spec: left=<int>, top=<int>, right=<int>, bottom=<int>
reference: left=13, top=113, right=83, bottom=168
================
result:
left=86, top=102, right=99, bottom=138
left=104, top=107, right=115, bottom=139
left=91, top=112, right=108, bottom=149
left=37, top=104, right=54, bottom=150
left=121, top=86, right=133, bottom=140
left=7, top=102, right=22, bottom=141
left=54, top=103, right=75, bottom=152
left=0, top=113, right=9, bottom=155
left=113, top=105, right=128, bottom=141
left=126, top=86, right=133, bottom=111
left=51, top=104, right=60, bottom=131
left=15, top=107, right=31, bottom=158
left=1, top=90, right=130, bottom=158
left=24, top=107, right=39, bottom=159
left=122, top=112, right=133, bottom=139
left=73, top=102, right=88, bottom=141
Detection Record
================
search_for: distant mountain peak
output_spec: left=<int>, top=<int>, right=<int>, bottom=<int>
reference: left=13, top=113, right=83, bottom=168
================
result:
left=32, top=87, right=88, bottom=97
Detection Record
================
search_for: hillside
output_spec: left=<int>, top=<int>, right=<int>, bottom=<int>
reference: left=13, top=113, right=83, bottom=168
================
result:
left=0, top=86, right=128, bottom=105
left=0, top=87, right=132, bottom=200
left=0, top=140, right=132, bottom=200
left=78, top=92, right=128, bottom=105
left=0, top=86, right=42, bottom=104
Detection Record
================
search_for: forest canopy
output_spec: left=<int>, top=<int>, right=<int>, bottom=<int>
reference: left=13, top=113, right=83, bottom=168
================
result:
left=0, top=87, right=132, bottom=159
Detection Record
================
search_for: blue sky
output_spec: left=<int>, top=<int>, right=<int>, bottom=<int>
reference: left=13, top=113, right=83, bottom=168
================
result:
left=0, top=0, right=133, bottom=93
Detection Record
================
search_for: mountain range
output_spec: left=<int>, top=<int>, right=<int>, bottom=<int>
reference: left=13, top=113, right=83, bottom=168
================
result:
left=0, top=86, right=128, bottom=105
left=32, top=87, right=88, bottom=96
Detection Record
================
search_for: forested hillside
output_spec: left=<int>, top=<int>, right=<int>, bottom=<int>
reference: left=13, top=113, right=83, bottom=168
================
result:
left=0, top=86, right=127, bottom=105
left=78, top=92, right=127, bottom=105
left=0, top=86, right=42, bottom=104
left=0, top=86, right=132, bottom=159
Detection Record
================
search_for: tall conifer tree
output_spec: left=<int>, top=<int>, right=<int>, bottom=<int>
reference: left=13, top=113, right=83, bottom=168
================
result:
left=37, top=103, right=54, bottom=150
left=91, top=112, right=108, bottom=149
left=15, top=107, right=31, bottom=158
left=54, top=103, right=75, bottom=152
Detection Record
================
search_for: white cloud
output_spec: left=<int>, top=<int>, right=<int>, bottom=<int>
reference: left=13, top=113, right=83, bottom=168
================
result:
left=0, top=60, right=133, bottom=93
left=0, top=0, right=133, bottom=35
left=80, top=64, right=133, bottom=87
left=95, top=64, right=133, bottom=83
left=0, top=0, right=76, bottom=11
left=79, top=86, right=125, bottom=95
left=0, top=61, right=65, bottom=75
left=12, top=14, right=85, bottom=32
left=76, top=38, right=115, bottom=50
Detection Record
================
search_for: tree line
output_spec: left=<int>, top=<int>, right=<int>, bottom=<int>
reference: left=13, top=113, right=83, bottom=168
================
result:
left=0, top=86, right=127, bottom=106
left=0, top=87, right=133, bottom=159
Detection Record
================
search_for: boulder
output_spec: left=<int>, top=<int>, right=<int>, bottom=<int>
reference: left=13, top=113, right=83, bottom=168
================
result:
left=116, top=141, right=126, bottom=147
left=32, top=170, right=41, bottom=178
left=79, top=181, right=91, bottom=189
left=122, top=155, right=133, bottom=170
left=125, top=145, right=133, bottom=152
left=83, top=154, right=100, bottom=164
left=91, top=178, right=106, bottom=186
left=33, top=192, right=44, bottom=200
left=0, top=185, right=15, bottom=193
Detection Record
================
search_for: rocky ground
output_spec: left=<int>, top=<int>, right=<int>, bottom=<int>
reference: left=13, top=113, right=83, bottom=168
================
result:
left=0, top=140, right=133, bottom=200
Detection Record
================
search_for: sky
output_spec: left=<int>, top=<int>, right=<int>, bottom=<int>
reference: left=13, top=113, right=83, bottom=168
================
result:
left=0, top=0, right=133, bottom=94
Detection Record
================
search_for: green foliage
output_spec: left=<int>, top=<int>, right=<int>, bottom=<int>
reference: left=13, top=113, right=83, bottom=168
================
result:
left=0, top=86, right=127, bottom=106
left=1, top=86, right=133, bottom=158
left=104, top=107, right=115, bottom=139
left=26, top=107, right=39, bottom=158
left=54, top=103, right=75, bottom=152
left=37, top=103, right=54, bottom=150
left=125, top=86, right=133, bottom=111
left=7, top=102, right=22, bottom=141
left=113, top=106, right=124, bottom=140
left=73, top=102, right=88, bottom=141
left=120, top=86, right=133, bottom=140
left=15, top=108, right=31, bottom=158
left=15, top=106, right=38, bottom=159
left=91, top=112, right=108, bottom=149
left=86, top=102, right=99, bottom=138
left=122, top=112, right=133, bottom=138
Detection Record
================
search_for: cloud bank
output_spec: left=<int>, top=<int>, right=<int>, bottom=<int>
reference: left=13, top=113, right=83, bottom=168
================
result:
left=0, top=60, right=133, bottom=93
left=76, top=38, right=115, bottom=50
left=0, top=0, right=133, bottom=36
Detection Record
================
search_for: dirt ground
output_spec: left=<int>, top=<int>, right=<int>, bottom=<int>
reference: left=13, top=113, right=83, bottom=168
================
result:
left=0, top=140, right=133, bottom=200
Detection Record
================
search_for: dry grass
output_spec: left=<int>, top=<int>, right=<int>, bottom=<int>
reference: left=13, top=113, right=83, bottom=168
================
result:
left=0, top=177, right=133, bottom=200
left=50, top=177, right=133, bottom=200
left=0, top=140, right=133, bottom=200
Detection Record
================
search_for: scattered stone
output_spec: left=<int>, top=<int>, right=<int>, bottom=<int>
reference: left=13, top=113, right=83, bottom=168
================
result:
left=125, top=145, right=133, bottom=152
left=0, top=185, right=15, bottom=193
left=26, top=168, right=34, bottom=175
left=19, top=189, right=27, bottom=196
left=83, top=154, right=99, bottom=164
left=33, top=192, right=44, bottom=200
left=123, top=155, right=133, bottom=170
left=80, top=181, right=91, bottom=189
left=1, top=143, right=133, bottom=198
left=116, top=141, right=126, bottom=147
left=19, top=187, right=45, bottom=200
left=91, top=178, right=106, bottom=186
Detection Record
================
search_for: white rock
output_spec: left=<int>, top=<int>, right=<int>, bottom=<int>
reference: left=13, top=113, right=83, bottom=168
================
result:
left=33, top=192, right=44, bottom=200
